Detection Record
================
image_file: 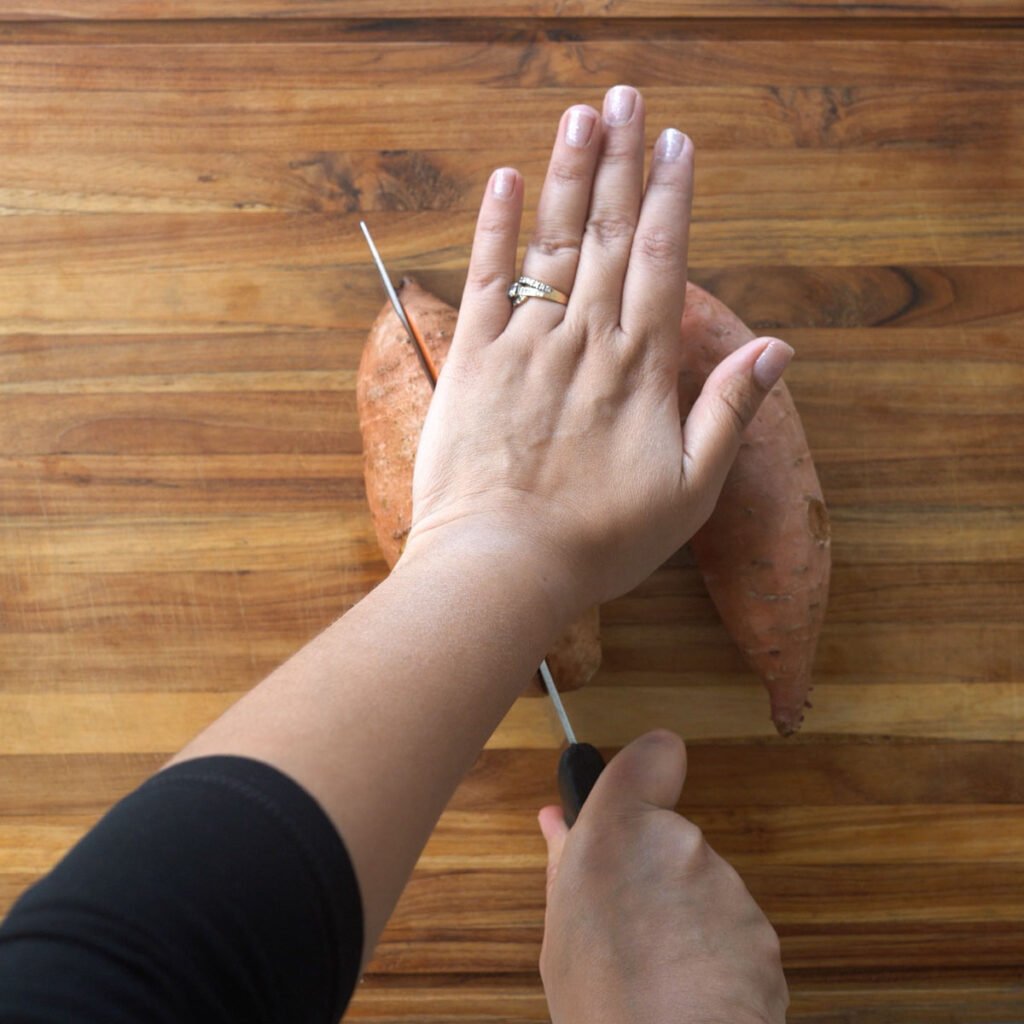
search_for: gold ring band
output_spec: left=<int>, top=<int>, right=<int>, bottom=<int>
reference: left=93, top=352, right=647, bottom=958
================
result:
left=507, top=275, right=570, bottom=308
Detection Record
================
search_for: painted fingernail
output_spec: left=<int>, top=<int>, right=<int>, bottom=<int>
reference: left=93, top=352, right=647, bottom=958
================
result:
left=604, top=85, right=637, bottom=126
left=655, top=128, right=688, bottom=162
left=565, top=106, right=596, bottom=148
left=753, top=339, right=795, bottom=390
left=492, top=168, right=515, bottom=198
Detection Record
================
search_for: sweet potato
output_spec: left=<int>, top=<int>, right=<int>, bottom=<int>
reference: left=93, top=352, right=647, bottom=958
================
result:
left=679, top=283, right=831, bottom=735
left=356, top=278, right=830, bottom=726
left=356, top=277, right=601, bottom=695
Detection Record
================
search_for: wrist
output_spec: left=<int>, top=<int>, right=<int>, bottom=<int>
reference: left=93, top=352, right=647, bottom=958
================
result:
left=395, top=518, right=585, bottom=637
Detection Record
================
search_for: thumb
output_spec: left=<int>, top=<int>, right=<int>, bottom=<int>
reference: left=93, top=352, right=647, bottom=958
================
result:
left=681, top=337, right=794, bottom=499
left=582, top=729, right=687, bottom=819
left=537, top=805, right=569, bottom=901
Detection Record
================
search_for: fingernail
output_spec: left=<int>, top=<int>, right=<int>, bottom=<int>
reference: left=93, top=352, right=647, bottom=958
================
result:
left=604, top=85, right=637, bottom=126
left=655, top=128, right=688, bottom=162
left=753, top=339, right=795, bottom=390
left=492, top=168, right=515, bottom=198
left=565, top=106, right=596, bottom=148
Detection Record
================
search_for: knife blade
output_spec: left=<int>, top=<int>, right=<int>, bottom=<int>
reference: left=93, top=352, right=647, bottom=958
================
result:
left=359, top=220, right=437, bottom=388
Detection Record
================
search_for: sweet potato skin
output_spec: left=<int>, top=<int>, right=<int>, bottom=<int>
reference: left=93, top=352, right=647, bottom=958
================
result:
left=679, top=283, right=831, bottom=735
left=356, top=278, right=601, bottom=695
left=357, top=280, right=452, bottom=567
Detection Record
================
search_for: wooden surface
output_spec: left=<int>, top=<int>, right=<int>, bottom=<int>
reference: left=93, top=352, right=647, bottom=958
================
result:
left=2, top=6, right=1023, bottom=1022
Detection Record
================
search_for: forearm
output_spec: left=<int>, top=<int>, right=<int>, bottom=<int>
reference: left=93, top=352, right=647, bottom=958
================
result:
left=168, top=526, right=575, bottom=963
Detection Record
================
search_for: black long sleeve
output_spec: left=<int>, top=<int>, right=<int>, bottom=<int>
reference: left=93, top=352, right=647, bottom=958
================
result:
left=0, top=756, right=364, bottom=1023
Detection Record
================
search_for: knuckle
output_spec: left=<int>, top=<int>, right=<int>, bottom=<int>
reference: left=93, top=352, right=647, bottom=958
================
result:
left=466, top=264, right=509, bottom=294
left=634, top=226, right=683, bottom=266
left=585, top=210, right=635, bottom=249
left=650, top=166, right=694, bottom=197
left=716, top=375, right=755, bottom=434
left=759, top=921, right=784, bottom=962
left=528, top=231, right=582, bottom=262
left=548, top=157, right=590, bottom=188
left=668, top=816, right=708, bottom=864
left=475, top=212, right=507, bottom=240
left=601, top=128, right=639, bottom=162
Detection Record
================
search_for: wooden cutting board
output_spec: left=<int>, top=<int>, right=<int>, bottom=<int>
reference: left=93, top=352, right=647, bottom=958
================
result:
left=1, top=5, right=1023, bottom=1020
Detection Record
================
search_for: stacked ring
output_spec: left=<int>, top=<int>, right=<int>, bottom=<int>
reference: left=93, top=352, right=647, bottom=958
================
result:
left=507, top=275, right=570, bottom=308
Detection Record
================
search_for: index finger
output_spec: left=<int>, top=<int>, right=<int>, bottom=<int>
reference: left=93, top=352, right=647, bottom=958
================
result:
left=619, top=128, right=694, bottom=347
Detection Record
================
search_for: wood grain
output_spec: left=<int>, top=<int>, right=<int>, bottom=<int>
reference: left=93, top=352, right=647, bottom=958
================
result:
left=1, top=6, right=1022, bottom=1023
left=343, top=978, right=1024, bottom=1023
left=7, top=681, right=1024, bottom=752
left=0, top=1, right=1021, bottom=19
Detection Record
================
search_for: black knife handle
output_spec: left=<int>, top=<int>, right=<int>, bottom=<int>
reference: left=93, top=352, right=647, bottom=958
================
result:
left=558, top=742, right=606, bottom=827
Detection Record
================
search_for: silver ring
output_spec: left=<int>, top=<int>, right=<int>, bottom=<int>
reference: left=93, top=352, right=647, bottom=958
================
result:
left=507, top=275, right=570, bottom=308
